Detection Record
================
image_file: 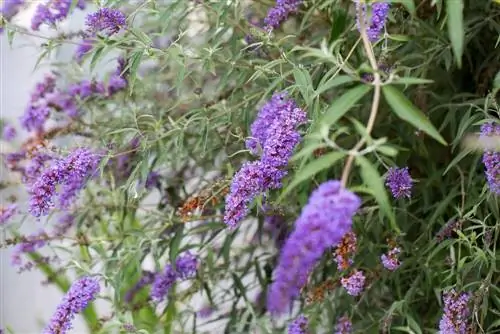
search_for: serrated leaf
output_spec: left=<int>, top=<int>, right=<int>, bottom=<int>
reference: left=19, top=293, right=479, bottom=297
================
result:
left=280, top=152, right=345, bottom=201
left=319, top=84, right=372, bottom=129
left=445, top=0, right=464, bottom=67
left=382, top=85, right=447, bottom=145
left=356, top=156, right=398, bottom=232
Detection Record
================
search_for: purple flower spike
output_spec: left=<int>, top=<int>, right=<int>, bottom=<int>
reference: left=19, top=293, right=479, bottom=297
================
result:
left=0, top=204, right=17, bottom=225
left=85, top=8, right=126, bottom=36
left=385, top=167, right=413, bottom=199
left=288, top=315, right=308, bottom=334
left=356, top=1, right=390, bottom=42
left=264, top=0, right=304, bottom=31
left=31, top=0, right=86, bottom=31
left=74, top=39, right=94, bottom=62
left=150, top=252, right=199, bottom=302
left=43, top=276, right=100, bottom=334
left=341, top=270, right=366, bottom=296
left=480, top=122, right=500, bottom=194
left=438, top=289, right=471, bottom=334
left=335, top=315, right=352, bottom=334
left=2, top=124, right=17, bottom=141
left=381, top=247, right=402, bottom=271
left=267, top=181, right=361, bottom=314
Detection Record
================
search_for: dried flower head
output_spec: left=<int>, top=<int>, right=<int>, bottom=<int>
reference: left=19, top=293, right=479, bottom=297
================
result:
left=381, top=247, right=402, bottom=271
left=334, top=231, right=357, bottom=271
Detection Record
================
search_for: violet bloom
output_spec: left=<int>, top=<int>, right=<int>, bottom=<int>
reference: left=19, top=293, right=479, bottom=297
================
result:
left=335, top=315, right=352, bottom=334
left=31, top=0, right=86, bottom=31
left=381, top=247, right=401, bottom=271
left=29, top=148, right=100, bottom=217
left=20, top=74, right=57, bottom=132
left=267, top=181, right=361, bottom=314
left=43, top=276, right=100, bottom=334
left=341, top=270, right=366, bottom=296
left=11, top=230, right=48, bottom=266
left=197, top=305, right=215, bottom=318
left=438, top=289, right=471, bottom=334
left=85, top=8, right=126, bottom=36
left=480, top=122, right=500, bottom=194
left=2, top=124, right=17, bottom=141
left=0, top=204, right=17, bottom=225
left=124, top=270, right=156, bottom=302
left=264, top=0, right=303, bottom=31
left=145, top=171, right=161, bottom=189
left=150, top=252, right=198, bottom=302
left=74, top=39, right=94, bottom=62
left=355, top=1, right=390, bottom=42
left=69, top=80, right=106, bottom=99
left=0, top=0, right=24, bottom=19
left=108, top=57, right=128, bottom=95
left=288, top=315, right=308, bottom=334
left=385, top=167, right=413, bottom=199
left=246, top=92, right=289, bottom=155
left=23, top=153, right=53, bottom=184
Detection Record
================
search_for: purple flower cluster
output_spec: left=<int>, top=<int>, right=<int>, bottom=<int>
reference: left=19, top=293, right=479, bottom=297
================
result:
left=75, top=39, right=94, bottom=62
left=11, top=230, right=48, bottom=266
left=438, top=289, right=471, bottom=334
left=355, top=1, right=390, bottom=42
left=341, top=270, right=366, bottom=296
left=29, top=148, right=100, bottom=217
left=385, top=167, right=413, bottom=199
left=85, top=8, right=126, bottom=36
left=20, top=74, right=56, bottom=132
left=335, top=315, right=352, bottom=334
left=124, top=270, right=156, bottom=303
left=381, top=247, right=402, bottom=271
left=264, top=0, right=303, bottom=31
left=108, top=57, right=129, bottom=95
left=480, top=122, right=500, bottom=194
left=225, top=92, right=306, bottom=228
left=43, top=276, right=100, bottom=334
left=0, top=204, right=17, bottom=225
left=288, top=315, right=308, bottom=334
left=145, top=171, right=161, bottom=189
left=32, top=0, right=86, bottom=31
left=267, top=181, right=361, bottom=314
left=0, top=0, right=24, bottom=33
left=2, top=124, right=17, bottom=141
left=150, top=252, right=198, bottom=302
left=23, top=152, right=54, bottom=185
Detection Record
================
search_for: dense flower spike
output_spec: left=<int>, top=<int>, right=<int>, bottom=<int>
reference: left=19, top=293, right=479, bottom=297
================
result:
left=355, top=1, right=390, bottom=42
left=267, top=181, right=361, bottom=314
left=335, top=315, right=353, bottom=334
left=20, top=74, right=56, bottom=132
left=246, top=92, right=289, bottom=154
left=381, top=247, right=402, bottom=271
left=288, top=315, right=308, bottom=334
left=341, top=270, right=366, bottom=296
left=29, top=148, right=100, bottom=217
left=150, top=252, right=198, bottom=302
left=0, top=204, right=17, bottom=225
left=334, top=231, right=357, bottom=271
left=85, top=8, right=126, bottom=36
left=31, top=0, right=86, bottom=31
left=480, top=122, right=500, bottom=194
left=2, top=124, right=17, bottom=141
left=264, top=0, right=303, bottom=31
left=23, top=153, right=53, bottom=184
left=43, top=276, right=100, bottom=334
left=438, top=290, right=471, bottom=334
left=385, top=167, right=413, bottom=199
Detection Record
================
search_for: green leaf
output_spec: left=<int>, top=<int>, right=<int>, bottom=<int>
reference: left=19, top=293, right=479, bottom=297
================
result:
left=169, top=225, right=184, bottom=267
left=279, top=152, right=345, bottom=201
left=356, top=156, right=399, bottom=233
left=90, top=44, right=106, bottom=72
left=329, top=8, right=349, bottom=42
left=393, top=77, right=434, bottom=85
left=394, top=0, right=416, bottom=15
left=445, top=0, right=464, bottom=67
left=314, top=75, right=355, bottom=97
left=382, top=85, right=447, bottom=145
left=127, top=50, right=144, bottom=93
left=319, top=84, right=372, bottom=128
left=293, top=67, right=312, bottom=103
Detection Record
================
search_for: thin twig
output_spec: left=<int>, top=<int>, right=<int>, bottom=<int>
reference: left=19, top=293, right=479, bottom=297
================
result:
left=340, top=4, right=382, bottom=187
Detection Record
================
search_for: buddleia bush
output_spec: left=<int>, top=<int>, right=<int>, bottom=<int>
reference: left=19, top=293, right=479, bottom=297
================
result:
left=1, top=0, right=499, bottom=333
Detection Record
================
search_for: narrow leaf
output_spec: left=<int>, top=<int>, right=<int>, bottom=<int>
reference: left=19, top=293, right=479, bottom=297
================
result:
left=446, top=0, right=464, bottom=67
left=314, top=75, right=355, bottom=97
left=356, top=156, right=398, bottom=233
left=320, top=84, right=372, bottom=128
left=382, top=85, right=447, bottom=145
